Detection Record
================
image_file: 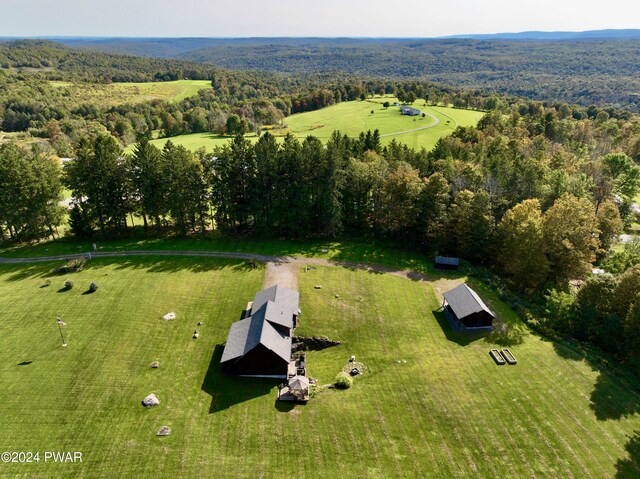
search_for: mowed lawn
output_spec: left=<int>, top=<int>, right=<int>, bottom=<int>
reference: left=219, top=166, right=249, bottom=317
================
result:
left=285, top=97, right=484, bottom=151
left=132, top=98, right=485, bottom=153
left=1, top=258, right=640, bottom=477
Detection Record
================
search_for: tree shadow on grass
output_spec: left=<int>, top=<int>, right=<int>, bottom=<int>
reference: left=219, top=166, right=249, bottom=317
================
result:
left=3, top=264, right=58, bottom=282
left=201, top=344, right=279, bottom=413
left=551, top=341, right=640, bottom=422
left=432, top=309, right=485, bottom=346
left=590, top=371, right=640, bottom=421
left=552, top=341, right=588, bottom=362
left=616, top=431, right=640, bottom=478
left=107, top=256, right=260, bottom=275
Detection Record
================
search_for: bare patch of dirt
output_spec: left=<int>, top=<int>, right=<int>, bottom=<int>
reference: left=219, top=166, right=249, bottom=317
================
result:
left=263, top=260, right=298, bottom=289
left=430, top=277, right=465, bottom=302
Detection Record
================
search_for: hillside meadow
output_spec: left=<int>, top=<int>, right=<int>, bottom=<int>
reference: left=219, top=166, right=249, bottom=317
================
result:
left=0, top=251, right=639, bottom=478
left=47, top=79, right=212, bottom=107
left=127, top=98, right=485, bottom=153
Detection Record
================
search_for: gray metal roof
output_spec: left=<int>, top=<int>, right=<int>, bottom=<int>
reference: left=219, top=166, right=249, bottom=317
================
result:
left=252, top=284, right=299, bottom=316
left=260, top=320, right=292, bottom=362
left=220, top=315, right=261, bottom=363
left=435, top=256, right=460, bottom=266
left=220, top=314, right=292, bottom=364
left=443, top=284, right=495, bottom=319
left=221, top=284, right=298, bottom=365
left=261, top=300, right=294, bottom=329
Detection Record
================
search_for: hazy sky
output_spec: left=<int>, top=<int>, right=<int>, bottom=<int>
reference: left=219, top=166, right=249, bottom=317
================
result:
left=1, top=0, right=639, bottom=37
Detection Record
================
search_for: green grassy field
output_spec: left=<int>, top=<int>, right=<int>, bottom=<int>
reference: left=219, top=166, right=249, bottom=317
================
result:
left=285, top=97, right=484, bottom=151
left=124, top=132, right=263, bottom=154
left=1, top=253, right=640, bottom=478
left=131, top=98, right=485, bottom=153
left=0, top=236, right=438, bottom=276
left=45, top=79, right=212, bottom=107
left=111, top=80, right=212, bottom=103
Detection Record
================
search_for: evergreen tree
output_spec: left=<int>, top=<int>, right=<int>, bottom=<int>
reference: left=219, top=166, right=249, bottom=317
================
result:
left=129, top=136, right=168, bottom=228
left=0, top=144, right=64, bottom=241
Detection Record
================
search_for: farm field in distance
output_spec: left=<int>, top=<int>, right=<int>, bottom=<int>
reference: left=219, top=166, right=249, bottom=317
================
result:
left=284, top=97, right=484, bottom=151
left=129, top=98, right=484, bottom=153
left=46, top=79, right=212, bottom=107
left=1, top=252, right=639, bottom=478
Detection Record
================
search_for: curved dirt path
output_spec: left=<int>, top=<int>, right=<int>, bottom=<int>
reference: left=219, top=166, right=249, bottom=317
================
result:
left=379, top=111, right=440, bottom=137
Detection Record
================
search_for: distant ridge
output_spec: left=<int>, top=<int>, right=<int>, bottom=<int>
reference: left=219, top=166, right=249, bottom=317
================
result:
left=442, top=29, right=640, bottom=40
left=1, top=29, right=630, bottom=58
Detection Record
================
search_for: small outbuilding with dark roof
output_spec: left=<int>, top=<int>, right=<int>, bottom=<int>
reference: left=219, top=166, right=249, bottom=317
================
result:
left=220, top=284, right=299, bottom=378
left=435, top=256, right=460, bottom=270
left=442, top=283, right=495, bottom=330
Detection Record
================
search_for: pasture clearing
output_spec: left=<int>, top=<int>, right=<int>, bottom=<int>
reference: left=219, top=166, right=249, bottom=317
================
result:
left=0, top=253, right=639, bottom=477
left=132, top=98, right=484, bottom=153
left=45, top=79, right=212, bottom=107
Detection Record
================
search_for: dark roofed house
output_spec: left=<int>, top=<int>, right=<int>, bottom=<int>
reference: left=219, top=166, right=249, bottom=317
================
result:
left=400, top=105, right=421, bottom=116
left=435, top=256, right=460, bottom=270
left=251, top=284, right=300, bottom=331
left=442, top=284, right=495, bottom=331
left=220, top=284, right=299, bottom=378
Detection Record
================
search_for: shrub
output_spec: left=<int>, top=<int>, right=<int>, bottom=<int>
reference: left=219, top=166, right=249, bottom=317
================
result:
left=64, top=280, right=74, bottom=290
left=89, top=282, right=98, bottom=292
left=335, top=372, right=353, bottom=389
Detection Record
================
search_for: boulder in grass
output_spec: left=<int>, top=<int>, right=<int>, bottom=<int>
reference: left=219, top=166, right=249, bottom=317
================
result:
left=150, top=361, right=160, bottom=369
left=163, top=312, right=176, bottom=321
left=89, top=282, right=98, bottom=292
left=157, top=426, right=171, bottom=436
left=142, top=394, right=160, bottom=408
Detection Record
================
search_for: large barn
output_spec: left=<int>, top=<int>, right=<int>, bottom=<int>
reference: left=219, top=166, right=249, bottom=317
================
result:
left=220, top=284, right=299, bottom=378
left=442, top=284, right=495, bottom=330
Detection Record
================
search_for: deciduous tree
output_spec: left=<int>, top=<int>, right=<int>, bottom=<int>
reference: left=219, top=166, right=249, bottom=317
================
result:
left=497, top=199, right=547, bottom=291
left=542, top=194, right=600, bottom=285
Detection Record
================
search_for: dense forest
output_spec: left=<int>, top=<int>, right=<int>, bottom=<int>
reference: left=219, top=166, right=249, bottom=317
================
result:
left=49, top=36, right=640, bottom=112
left=5, top=37, right=640, bottom=112
left=178, top=38, right=640, bottom=112
left=0, top=39, right=221, bottom=82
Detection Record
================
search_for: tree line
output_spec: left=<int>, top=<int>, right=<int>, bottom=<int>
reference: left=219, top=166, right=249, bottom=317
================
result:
left=3, top=93, right=640, bottom=369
